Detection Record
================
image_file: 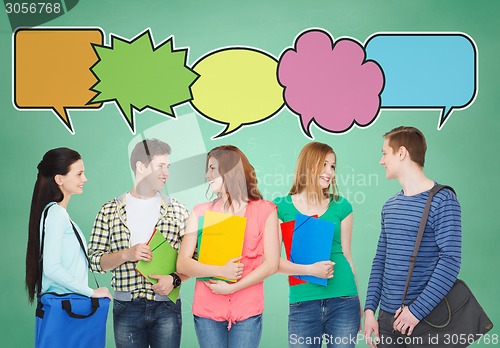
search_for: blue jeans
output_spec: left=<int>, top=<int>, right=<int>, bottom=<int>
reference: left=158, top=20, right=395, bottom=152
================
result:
left=113, top=299, right=182, bottom=348
left=194, top=314, right=262, bottom=348
left=288, top=296, right=360, bottom=348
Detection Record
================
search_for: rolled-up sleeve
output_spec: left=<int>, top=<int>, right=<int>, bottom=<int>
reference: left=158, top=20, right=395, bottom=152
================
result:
left=88, top=203, right=113, bottom=273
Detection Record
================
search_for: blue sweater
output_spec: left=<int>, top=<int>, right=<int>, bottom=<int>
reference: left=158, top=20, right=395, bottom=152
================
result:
left=41, top=203, right=93, bottom=297
left=364, top=186, right=461, bottom=320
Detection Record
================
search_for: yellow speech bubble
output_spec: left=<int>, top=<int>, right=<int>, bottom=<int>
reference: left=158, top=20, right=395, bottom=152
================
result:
left=14, top=28, right=103, bottom=133
left=191, top=48, right=284, bottom=138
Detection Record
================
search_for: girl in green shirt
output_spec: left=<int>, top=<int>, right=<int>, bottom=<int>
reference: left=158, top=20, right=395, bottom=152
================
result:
left=273, top=142, right=361, bottom=348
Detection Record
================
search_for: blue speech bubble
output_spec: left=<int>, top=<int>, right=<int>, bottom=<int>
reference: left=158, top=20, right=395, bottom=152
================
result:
left=365, top=33, right=477, bottom=129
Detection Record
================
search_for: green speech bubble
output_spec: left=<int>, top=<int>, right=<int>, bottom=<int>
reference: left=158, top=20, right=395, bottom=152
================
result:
left=90, top=29, right=199, bottom=133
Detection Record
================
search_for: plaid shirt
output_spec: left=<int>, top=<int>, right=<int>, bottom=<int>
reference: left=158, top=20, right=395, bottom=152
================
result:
left=88, top=192, right=189, bottom=300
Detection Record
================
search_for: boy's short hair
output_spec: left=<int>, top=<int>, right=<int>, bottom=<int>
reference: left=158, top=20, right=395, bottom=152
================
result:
left=130, top=139, right=171, bottom=174
left=384, top=126, right=426, bottom=167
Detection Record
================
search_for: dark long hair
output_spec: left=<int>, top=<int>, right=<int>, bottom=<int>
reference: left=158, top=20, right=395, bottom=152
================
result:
left=25, top=148, right=81, bottom=303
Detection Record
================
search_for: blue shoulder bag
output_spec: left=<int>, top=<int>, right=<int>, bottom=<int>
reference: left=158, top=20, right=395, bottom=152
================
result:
left=35, top=204, right=110, bottom=348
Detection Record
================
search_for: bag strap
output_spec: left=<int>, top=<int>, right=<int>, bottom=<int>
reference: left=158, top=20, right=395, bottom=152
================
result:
left=62, top=297, right=101, bottom=319
left=69, top=221, right=100, bottom=288
left=37, top=204, right=53, bottom=296
left=37, top=204, right=99, bottom=297
left=400, top=184, right=456, bottom=306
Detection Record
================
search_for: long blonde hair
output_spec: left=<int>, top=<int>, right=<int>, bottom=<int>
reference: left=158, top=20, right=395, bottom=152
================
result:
left=289, top=142, right=338, bottom=204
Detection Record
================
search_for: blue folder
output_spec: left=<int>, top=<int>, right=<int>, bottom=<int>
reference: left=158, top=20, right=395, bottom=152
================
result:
left=290, top=213, right=335, bottom=286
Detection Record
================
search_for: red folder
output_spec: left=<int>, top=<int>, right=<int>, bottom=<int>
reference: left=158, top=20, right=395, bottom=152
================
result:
left=281, top=220, right=305, bottom=286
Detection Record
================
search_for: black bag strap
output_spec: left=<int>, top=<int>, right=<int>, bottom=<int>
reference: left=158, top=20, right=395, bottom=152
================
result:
left=37, top=203, right=99, bottom=297
left=62, top=297, right=101, bottom=319
left=400, top=184, right=456, bottom=306
left=69, top=221, right=100, bottom=288
left=37, top=204, right=53, bottom=296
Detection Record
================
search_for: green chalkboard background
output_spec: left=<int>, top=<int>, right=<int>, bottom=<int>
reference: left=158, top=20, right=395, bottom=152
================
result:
left=1, top=0, right=498, bottom=346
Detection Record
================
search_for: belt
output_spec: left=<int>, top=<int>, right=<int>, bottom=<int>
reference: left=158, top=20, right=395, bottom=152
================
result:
left=114, top=291, right=171, bottom=302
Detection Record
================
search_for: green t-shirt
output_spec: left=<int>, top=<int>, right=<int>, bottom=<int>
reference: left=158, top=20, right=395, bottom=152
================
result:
left=273, top=195, right=358, bottom=303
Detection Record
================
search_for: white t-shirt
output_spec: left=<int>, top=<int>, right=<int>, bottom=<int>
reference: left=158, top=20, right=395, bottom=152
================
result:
left=126, top=192, right=161, bottom=246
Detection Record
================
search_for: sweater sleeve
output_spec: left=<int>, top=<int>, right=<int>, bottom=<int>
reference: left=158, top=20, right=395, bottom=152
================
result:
left=408, top=190, right=462, bottom=320
left=43, top=205, right=93, bottom=297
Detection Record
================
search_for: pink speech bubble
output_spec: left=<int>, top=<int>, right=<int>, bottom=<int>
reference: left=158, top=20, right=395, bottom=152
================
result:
left=278, top=29, right=384, bottom=136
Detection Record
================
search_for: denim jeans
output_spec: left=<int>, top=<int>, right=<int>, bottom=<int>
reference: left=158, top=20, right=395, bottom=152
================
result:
left=113, top=299, right=182, bottom=348
left=288, top=296, right=360, bottom=348
left=194, top=314, right=262, bottom=348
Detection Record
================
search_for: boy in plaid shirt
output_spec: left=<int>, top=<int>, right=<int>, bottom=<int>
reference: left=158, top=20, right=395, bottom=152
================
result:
left=88, top=139, right=189, bottom=348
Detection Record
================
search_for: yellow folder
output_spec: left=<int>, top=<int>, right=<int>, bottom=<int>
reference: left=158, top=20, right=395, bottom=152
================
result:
left=198, top=211, right=247, bottom=282
left=136, top=229, right=180, bottom=303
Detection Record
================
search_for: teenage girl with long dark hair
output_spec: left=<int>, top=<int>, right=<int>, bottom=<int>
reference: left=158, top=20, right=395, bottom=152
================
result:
left=25, top=147, right=111, bottom=304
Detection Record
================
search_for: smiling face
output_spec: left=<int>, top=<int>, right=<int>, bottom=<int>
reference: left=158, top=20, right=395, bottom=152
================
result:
left=319, top=152, right=336, bottom=189
left=140, top=154, right=170, bottom=192
left=206, top=157, right=223, bottom=193
left=56, top=159, right=87, bottom=198
left=380, top=138, right=401, bottom=179
left=290, top=142, right=339, bottom=204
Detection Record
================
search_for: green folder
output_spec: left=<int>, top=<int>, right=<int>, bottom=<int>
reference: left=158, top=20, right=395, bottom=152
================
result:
left=136, top=229, right=180, bottom=303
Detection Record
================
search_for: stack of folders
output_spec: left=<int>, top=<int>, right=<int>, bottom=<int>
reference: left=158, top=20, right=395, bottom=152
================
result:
left=136, top=229, right=180, bottom=302
left=281, top=213, right=335, bottom=286
left=197, top=210, right=247, bottom=282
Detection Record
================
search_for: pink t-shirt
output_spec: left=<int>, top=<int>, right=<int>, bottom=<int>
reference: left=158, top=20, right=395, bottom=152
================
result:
left=192, top=199, right=276, bottom=326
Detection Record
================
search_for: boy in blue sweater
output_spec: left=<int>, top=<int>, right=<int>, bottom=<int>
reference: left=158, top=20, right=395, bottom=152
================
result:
left=363, top=126, right=461, bottom=347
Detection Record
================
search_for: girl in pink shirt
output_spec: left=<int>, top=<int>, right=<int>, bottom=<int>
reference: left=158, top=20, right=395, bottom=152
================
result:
left=177, top=145, right=280, bottom=348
